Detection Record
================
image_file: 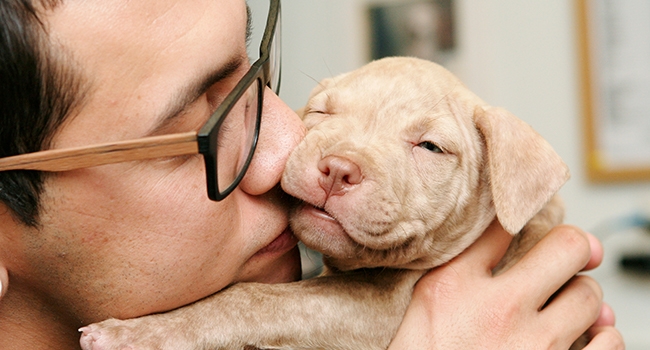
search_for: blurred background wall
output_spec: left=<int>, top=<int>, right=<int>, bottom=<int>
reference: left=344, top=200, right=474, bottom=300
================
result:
left=252, top=0, right=650, bottom=347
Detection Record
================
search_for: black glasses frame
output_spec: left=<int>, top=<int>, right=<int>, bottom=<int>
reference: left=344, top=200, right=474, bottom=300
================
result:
left=198, top=0, right=281, bottom=201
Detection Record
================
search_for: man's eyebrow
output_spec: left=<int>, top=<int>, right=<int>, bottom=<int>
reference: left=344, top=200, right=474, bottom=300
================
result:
left=149, top=56, right=245, bottom=135
left=150, top=6, right=253, bottom=134
left=246, top=4, right=252, bottom=48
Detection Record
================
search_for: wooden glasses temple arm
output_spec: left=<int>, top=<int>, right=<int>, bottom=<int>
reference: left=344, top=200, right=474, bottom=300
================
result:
left=0, top=132, right=199, bottom=172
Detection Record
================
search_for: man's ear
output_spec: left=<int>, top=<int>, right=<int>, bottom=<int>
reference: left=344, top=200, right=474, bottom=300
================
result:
left=0, top=260, right=7, bottom=299
left=0, top=203, right=23, bottom=298
left=474, top=106, right=570, bottom=234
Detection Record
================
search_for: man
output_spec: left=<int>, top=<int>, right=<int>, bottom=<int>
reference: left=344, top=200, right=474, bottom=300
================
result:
left=0, top=0, right=622, bottom=348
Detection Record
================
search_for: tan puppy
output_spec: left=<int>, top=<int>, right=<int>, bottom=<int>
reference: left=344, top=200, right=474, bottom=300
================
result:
left=80, top=57, right=572, bottom=350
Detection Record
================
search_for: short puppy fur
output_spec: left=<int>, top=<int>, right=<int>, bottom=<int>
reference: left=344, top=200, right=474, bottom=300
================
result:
left=80, top=57, right=578, bottom=350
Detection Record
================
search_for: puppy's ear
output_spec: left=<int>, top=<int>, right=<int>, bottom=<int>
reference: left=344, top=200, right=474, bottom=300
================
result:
left=474, top=106, right=570, bottom=234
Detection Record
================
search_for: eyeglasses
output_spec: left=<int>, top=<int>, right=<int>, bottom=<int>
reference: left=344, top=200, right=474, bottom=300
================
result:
left=0, top=0, right=282, bottom=202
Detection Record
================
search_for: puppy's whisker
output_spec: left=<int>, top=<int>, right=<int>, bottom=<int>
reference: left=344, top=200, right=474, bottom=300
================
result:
left=431, top=81, right=460, bottom=110
left=321, top=58, right=334, bottom=79
left=300, top=70, right=321, bottom=86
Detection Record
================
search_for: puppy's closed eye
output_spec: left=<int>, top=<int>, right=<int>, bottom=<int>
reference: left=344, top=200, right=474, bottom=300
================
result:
left=418, top=141, right=444, bottom=153
left=302, top=110, right=331, bottom=129
left=306, top=108, right=328, bottom=115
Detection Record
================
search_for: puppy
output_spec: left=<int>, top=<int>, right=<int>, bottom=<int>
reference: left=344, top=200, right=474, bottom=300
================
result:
left=79, top=57, right=575, bottom=350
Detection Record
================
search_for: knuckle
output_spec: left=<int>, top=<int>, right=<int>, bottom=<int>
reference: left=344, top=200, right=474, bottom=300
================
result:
left=483, top=295, right=525, bottom=331
left=587, top=326, right=625, bottom=350
left=552, top=225, right=590, bottom=260
left=415, top=267, right=462, bottom=302
left=569, top=275, right=603, bottom=315
left=608, top=330, right=626, bottom=350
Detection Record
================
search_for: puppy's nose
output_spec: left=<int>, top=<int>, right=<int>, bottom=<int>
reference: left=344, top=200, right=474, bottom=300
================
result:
left=318, top=155, right=362, bottom=197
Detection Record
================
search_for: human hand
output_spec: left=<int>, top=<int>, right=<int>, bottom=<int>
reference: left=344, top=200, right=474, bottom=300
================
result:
left=388, top=221, right=624, bottom=349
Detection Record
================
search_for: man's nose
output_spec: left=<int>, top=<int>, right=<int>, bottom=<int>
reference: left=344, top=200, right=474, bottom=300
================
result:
left=236, top=88, right=306, bottom=197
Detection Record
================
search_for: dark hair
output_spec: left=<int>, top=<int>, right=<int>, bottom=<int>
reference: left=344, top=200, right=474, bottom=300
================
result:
left=0, top=0, right=84, bottom=226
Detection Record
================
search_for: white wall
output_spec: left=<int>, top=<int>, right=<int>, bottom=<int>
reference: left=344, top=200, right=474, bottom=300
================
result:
left=278, top=0, right=650, bottom=347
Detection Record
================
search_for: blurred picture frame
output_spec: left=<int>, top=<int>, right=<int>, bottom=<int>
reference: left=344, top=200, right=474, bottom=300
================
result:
left=578, top=0, right=650, bottom=182
left=368, top=0, right=455, bottom=63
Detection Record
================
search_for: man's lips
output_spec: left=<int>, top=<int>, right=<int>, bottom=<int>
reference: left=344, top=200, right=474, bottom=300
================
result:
left=255, top=227, right=299, bottom=256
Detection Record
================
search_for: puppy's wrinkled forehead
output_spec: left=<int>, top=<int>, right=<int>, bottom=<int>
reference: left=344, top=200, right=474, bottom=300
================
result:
left=313, top=60, right=463, bottom=117
left=305, top=58, right=485, bottom=156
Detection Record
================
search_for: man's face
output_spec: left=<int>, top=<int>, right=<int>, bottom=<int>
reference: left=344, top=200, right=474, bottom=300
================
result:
left=7, top=0, right=305, bottom=324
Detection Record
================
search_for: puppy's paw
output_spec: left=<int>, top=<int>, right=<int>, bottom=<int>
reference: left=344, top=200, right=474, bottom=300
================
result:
left=79, top=317, right=193, bottom=350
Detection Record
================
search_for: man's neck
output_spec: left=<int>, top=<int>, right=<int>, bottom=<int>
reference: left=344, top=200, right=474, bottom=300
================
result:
left=0, top=285, right=81, bottom=349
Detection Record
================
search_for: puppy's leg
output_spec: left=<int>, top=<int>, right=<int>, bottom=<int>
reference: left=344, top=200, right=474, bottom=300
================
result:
left=80, top=269, right=425, bottom=350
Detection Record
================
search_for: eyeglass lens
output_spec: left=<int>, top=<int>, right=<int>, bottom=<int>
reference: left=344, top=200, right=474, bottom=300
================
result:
left=269, top=8, right=281, bottom=93
left=212, top=0, right=280, bottom=198
left=216, top=79, right=261, bottom=194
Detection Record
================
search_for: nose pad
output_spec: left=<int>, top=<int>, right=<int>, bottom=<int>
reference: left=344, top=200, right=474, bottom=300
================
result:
left=317, top=155, right=362, bottom=197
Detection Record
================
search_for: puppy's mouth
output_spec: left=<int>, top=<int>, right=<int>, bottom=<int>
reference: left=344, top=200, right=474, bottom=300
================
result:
left=290, top=201, right=357, bottom=249
left=298, top=202, right=351, bottom=233
left=292, top=202, right=417, bottom=270
left=305, top=204, right=337, bottom=222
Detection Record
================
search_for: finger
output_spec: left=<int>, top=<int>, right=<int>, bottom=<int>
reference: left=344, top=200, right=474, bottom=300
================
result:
left=592, top=302, right=616, bottom=328
left=540, top=275, right=603, bottom=346
left=505, top=225, right=591, bottom=303
left=584, top=232, right=604, bottom=271
left=451, top=219, right=514, bottom=275
left=584, top=326, right=625, bottom=350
